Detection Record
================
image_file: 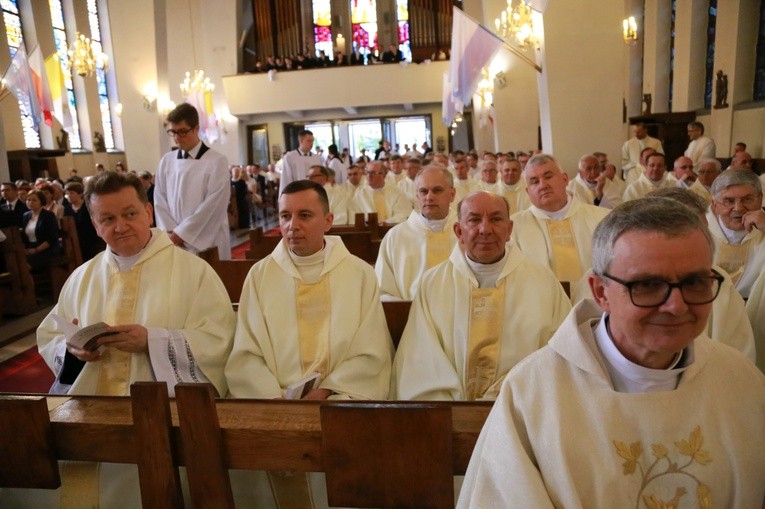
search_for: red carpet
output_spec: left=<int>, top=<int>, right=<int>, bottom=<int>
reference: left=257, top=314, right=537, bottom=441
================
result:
left=231, top=242, right=248, bottom=260
left=0, top=347, right=55, bottom=393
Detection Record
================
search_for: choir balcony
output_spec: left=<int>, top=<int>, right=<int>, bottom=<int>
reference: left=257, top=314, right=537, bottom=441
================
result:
left=222, top=60, right=449, bottom=118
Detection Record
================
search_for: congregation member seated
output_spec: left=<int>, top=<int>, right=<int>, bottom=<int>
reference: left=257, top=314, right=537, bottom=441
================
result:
left=21, top=189, right=60, bottom=272
left=567, top=154, right=623, bottom=209
left=510, top=154, right=609, bottom=302
left=706, top=169, right=765, bottom=298
left=623, top=152, right=675, bottom=201
left=0, top=181, right=28, bottom=226
left=375, top=165, right=457, bottom=301
left=0, top=171, right=236, bottom=508
left=37, top=183, right=65, bottom=220
left=225, top=180, right=392, bottom=508
left=393, top=191, right=570, bottom=401
left=350, top=160, right=412, bottom=224
left=63, top=181, right=106, bottom=261
left=457, top=198, right=764, bottom=508
left=497, top=158, right=530, bottom=214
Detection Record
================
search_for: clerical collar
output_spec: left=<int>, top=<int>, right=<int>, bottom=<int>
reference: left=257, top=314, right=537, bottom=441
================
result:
left=110, top=231, right=156, bottom=272
left=592, top=313, right=694, bottom=393
left=538, top=195, right=572, bottom=220
left=415, top=212, right=449, bottom=232
left=716, top=216, right=747, bottom=245
left=297, top=148, right=312, bottom=157
left=288, top=242, right=327, bottom=283
left=185, top=141, right=203, bottom=159
left=464, top=249, right=508, bottom=288
left=648, top=174, right=665, bottom=186
left=582, top=178, right=597, bottom=190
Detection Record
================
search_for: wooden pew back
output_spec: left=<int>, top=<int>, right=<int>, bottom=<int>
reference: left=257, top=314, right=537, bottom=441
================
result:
left=5, top=384, right=491, bottom=508
left=0, top=226, right=37, bottom=316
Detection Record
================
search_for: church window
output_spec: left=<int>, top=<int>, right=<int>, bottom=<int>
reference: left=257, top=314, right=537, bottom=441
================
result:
left=351, top=0, right=378, bottom=62
left=86, top=0, right=115, bottom=150
left=703, top=0, right=717, bottom=108
left=312, top=0, right=333, bottom=60
left=396, top=0, right=411, bottom=62
left=48, top=0, right=82, bottom=149
left=754, top=0, right=765, bottom=99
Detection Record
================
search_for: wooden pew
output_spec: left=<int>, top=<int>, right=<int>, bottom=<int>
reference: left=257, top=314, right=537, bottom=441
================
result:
left=48, top=216, right=83, bottom=299
left=199, top=248, right=256, bottom=303
left=0, top=226, right=37, bottom=316
left=0, top=384, right=492, bottom=508
left=0, top=383, right=184, bottom=508
left=243, top=227, right=281, bottom=261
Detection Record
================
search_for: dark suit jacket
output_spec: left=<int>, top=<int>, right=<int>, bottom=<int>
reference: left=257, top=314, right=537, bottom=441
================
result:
left=21, top=209, right=60, bottom=269
left=64, top=203, right=105, bottom=261
left=0, top=199, right=28, bottom=227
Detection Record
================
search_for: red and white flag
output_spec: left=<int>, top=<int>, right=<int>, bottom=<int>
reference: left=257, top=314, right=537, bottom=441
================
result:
left=28, top=45, right=54, bottom=127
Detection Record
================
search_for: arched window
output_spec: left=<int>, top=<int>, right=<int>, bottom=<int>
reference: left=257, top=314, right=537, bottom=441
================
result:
left=48, top=0, right=82, bottom=149
left=351, top=0, right=378, bottom=62
left=312, top=0, right=333, bottom=60
left=396, top=0, right=411, bottom=62
left=87, top=0, right=114, bottom=150
left=703, top=0, right=717, bottom=108
left=2, top=0, right=41, bottom=148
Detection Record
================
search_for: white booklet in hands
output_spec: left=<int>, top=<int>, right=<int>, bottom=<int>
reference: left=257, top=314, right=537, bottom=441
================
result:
left=52, top=314, right=118, bottom=353
left=284, top=372, right=322, bottom=400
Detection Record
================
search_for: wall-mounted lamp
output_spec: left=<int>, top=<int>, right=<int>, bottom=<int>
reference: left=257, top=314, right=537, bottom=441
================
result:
left=142, top=94, right=157, bottom=111
left=623, top=16, right=638, bottom=46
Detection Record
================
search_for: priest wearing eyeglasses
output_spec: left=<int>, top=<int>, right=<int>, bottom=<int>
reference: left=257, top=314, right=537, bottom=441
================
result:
left=458, top=197, right=764, bottom=508
left=154, top=102, right=232, bottom=259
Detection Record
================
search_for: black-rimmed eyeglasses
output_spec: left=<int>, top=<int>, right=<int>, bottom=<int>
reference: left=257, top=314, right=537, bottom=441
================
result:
left=166, top=127, right=194, bottom=137
left=599, top=270, right=724, bottom=307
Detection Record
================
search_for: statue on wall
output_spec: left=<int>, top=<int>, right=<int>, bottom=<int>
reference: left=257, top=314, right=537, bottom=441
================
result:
left=93, top=131, right=106, bottom=152
left=714, top=70, right=729, bottom=109
left=642, top=93, right=652, bottom=115
left=56, top=129, right=69, bottom=151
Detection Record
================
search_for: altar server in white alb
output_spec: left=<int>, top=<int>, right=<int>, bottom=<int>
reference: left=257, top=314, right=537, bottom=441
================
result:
left=620, top=122, right=664, bottom=184
left=0, top=172, right=236, bottom=509
left=225, top=180, right=392, bottom=508
left=458, top=198, right=764, bottom=508
left=278, top=128, right=323, bottom=193
left=154, top=103, right=232, bottom=259
left=511, top=154, right=609, bottom=302
left=393, top=191, right=571, bottom=401
left=375, top=165, right=457, bottom=301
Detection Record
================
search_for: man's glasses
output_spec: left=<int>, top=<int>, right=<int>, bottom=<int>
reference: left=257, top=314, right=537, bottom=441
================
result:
left=599, top=271, right=724, bottom=307
left=166, top=127, right=194, bottom=137
left=714, top=194, right=761, bottom=209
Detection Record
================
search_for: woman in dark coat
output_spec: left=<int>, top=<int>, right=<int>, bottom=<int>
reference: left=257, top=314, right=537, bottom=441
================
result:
left=21, top=189, right=60, bottom=271
left=64, top=181, right=105, bottom=261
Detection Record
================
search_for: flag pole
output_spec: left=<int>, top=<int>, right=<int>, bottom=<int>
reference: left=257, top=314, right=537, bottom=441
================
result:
left=459, top=9, right=543, bottom=74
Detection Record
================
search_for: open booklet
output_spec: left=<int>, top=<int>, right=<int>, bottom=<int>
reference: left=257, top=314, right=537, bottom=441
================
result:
left=52, top=314, right=118, bottom=353
left=284, top=372, right=322, bottom=400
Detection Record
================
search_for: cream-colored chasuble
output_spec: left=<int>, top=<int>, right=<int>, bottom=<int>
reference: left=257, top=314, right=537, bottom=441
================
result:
left=546, top=219, right=582, bottom=281
left=425, top=230, right=452, bottom=269
left=465, top=281, right=506, bottom=400
left=372, top=190, right=388, bottom=222
left=295, top=277, right=331, bottom=377
left=717, top=243, right=749, bottom=286
left=61, top=266, right=142, bottom=509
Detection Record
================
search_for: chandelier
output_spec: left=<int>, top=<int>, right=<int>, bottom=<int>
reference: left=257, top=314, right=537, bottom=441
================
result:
left=67, top=32, right=108, bottom=77
left=180, top=69, right=214, bottom=97
left=495, top=0, right=539, bottom=49
left=623, top=16, right=638, bottom=46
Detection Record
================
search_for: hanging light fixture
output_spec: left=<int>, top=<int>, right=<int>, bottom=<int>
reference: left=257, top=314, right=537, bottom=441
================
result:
left=495, top=0, right=539, bottom=50
left=67, top=32, right=108, bottom=77
left=179, top=69, right=215, bottom=98
left=623, top=16, right=638, bottom=46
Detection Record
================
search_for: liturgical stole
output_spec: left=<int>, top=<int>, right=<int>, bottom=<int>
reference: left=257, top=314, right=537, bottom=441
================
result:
left=465, top=280, right=506, bottom=401
left=546, top=219, right=582, bottom=282
left=61, top=266, right=143, bottom=509
left=372, top=191, right=388, bottom=222
left=295, top=277, right=331, bottom=378
left=717, top=242, right=749, bottom=287
left=425, top=230, right=451, bottom=269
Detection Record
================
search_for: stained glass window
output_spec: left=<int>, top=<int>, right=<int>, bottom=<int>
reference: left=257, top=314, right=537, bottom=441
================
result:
left=87, top=0, right=114, bottom=150
left=753, top=0, right=765, bottom=100
left=48, top=0, right=81, bottom=149
left=313, top=0, right=333, bottom=60
left=396, top=0, right=411, bottom=62
left=2, top=0, right=40, bottom=148
left=669, top=0, right=676, bottom=110
left=351, top=0, right=378, bottom=63
left=704, top=1, right=717, bottom=108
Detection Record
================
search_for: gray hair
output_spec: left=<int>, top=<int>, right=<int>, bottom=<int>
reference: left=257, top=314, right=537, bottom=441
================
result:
left=710, top=169, right=761, bottom=200
left=525, top=153, right=558, bottom=172
left=698, top=158, right=721, bottom=172
left=646, top=187, right=709, bottom=215
left=415, top=165, right=454, bottom=188
left=592, top=197, right=714, bottom=274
